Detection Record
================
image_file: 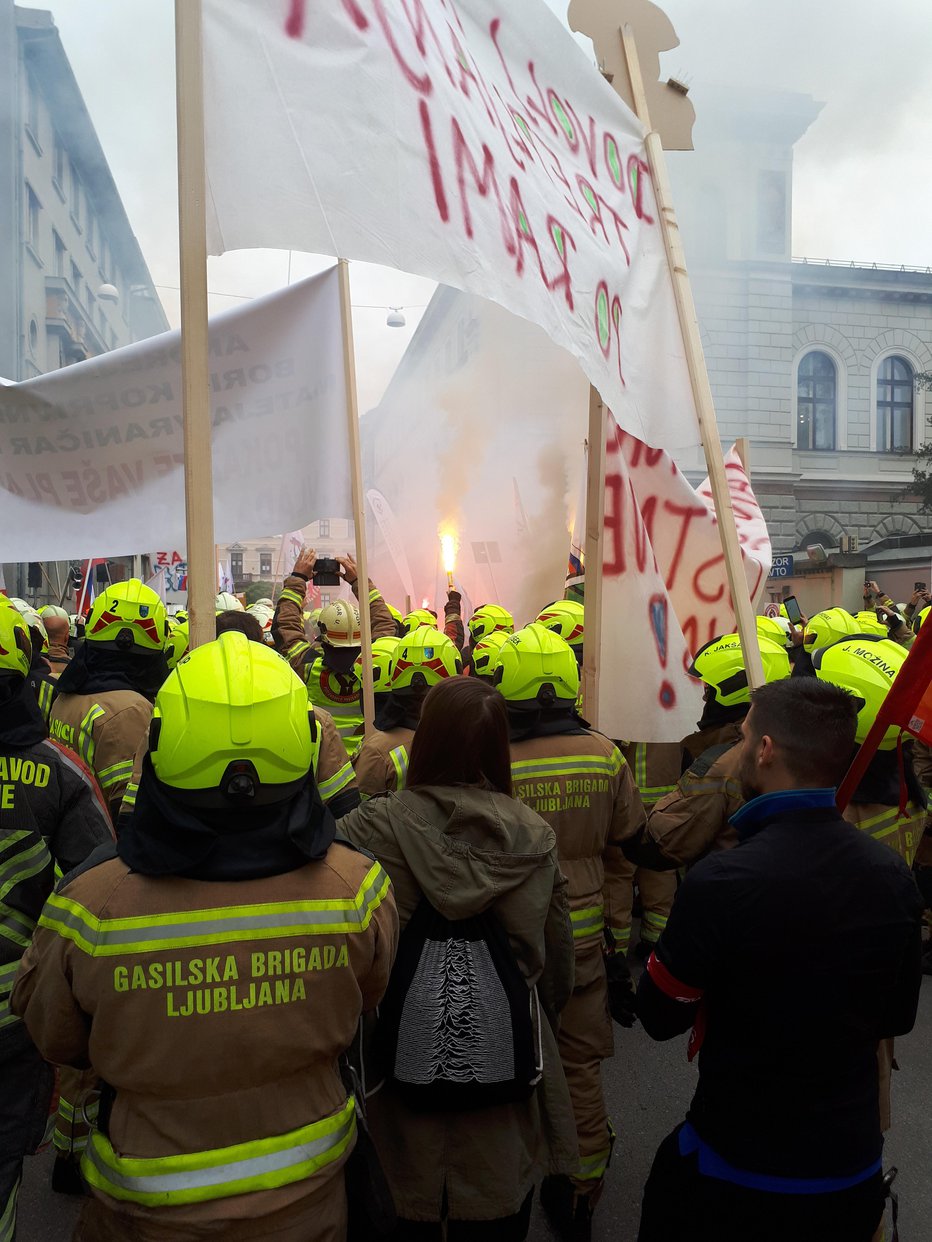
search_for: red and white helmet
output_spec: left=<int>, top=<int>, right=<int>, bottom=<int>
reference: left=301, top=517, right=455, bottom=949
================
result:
left=318, top=600, right=361, bottom=647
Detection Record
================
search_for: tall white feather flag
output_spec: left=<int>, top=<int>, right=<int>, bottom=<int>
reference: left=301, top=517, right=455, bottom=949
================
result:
left=201, top=0, right=700, bottom=452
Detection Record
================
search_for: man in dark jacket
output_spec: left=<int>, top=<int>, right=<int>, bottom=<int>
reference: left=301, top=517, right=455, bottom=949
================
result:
left=635, top=678, right=923, bottom=1242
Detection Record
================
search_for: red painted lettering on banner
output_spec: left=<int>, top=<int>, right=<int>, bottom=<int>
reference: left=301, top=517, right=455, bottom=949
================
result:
left=419, top=99, right=450, bottom=222
left=286, top=0, right=308, bottom=38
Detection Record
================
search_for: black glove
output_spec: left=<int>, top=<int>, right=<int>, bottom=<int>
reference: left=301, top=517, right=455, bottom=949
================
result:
left=604, top=952, right=636, bottom=1028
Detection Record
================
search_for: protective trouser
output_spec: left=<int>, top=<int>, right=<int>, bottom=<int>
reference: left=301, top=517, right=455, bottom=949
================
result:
left=608, top=856, right=677, bottom=953
left=557, top=942, right=615, bottom=1197
left=638, top=1125, right=885, bottom=1242
left=0, top=1031, right=54, bottom=1242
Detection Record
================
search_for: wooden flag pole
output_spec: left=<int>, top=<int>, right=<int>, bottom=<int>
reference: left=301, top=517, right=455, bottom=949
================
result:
left=337, top=259, right=375, bottom=734
left=619, top=25, right=764, bottom=687
left=582, top=387, right=606, bottom=725
left=174, top=0, right=215, bottom=651
left=735, top=437, right=750, bottom=476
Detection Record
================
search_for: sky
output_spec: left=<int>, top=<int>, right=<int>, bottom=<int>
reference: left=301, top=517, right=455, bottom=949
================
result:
left=43, top=0, right=932, bottom=414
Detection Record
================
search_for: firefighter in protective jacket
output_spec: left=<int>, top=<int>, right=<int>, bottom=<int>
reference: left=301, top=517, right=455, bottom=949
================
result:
left=0, top=600, right=112, bottom=1238
left=13, top=631, right=398, bottom=1242
left=495, top=624, right=646, bottom=1241
left=48, top=579, right=169, bottom=819
left=272, top=549, right=396, bottom=757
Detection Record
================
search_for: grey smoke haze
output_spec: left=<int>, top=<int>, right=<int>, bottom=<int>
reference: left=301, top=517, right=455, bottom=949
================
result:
left=39, top=0, right=932, bottom=422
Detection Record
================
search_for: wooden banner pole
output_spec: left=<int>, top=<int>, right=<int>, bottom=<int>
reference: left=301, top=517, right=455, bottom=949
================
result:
left=174, top=0, right=215, bottom=651
left=582, top=387, right=606, bottom=725
left=619, top=25, right=764, bottom=688
left=735, top=437, right=751, bottom=476
left=337, top=259, right=375, bottom=734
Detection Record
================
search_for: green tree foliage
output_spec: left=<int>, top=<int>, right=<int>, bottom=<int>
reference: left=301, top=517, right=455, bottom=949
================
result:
left=243, top=580, right=278, bottom=606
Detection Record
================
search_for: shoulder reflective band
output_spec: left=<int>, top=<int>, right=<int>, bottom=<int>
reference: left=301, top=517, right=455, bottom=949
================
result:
left=645, top=951, right=703, bottom=1003
left=570, top=904, right=604, bottom=941
left=317, top=760, right=354, bottom=803
left=279, top=588, right=305, bottom=608
left=81, top=1096, right=355, bottom=1207
left=78, top=704, right=105, bottom=769
left=39, top=860, right=391, bottom=956
left=389, top=745, right=408, bottom=791
left=510, top=751, right=622, bottom=782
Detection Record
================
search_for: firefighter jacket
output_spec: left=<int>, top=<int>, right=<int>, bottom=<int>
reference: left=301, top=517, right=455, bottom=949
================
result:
left=680, top=718, right=744, bottom=767
left=47, top=643, right=72, bottom=678
left=509, top=726, right=646, bottom=956
left=626, top=741, right=743, bottom=871
left=0, top=684, right=112, bottom=1043
left=12, top=842, right=398, bottom=1234
left=119, top=706, right=359, bottom=825
left=49, top=690, right=151, bottom=819
left=443, top=592, right=465, bottom=650
left=620, top=741, right=682, bottom=811
left=339, top=786, right=577, bottom=1221
left=353, top=725, right=414, bottom=799
left=910, top=740, right=932, bottom=873
left=272, top=574, right=396, bottom=756
left=842, top=747, right=926, bottom=868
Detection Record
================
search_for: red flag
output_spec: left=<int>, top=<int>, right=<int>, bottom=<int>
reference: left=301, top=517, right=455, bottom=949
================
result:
left=836, top=619, right=932, bottom=810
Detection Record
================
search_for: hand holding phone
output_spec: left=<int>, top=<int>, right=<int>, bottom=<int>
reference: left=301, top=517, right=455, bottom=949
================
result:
left=782, top=595, right=803, bottom=626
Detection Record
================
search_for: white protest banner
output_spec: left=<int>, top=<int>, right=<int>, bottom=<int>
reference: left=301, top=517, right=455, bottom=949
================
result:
left=152, top=551, right=189, bottom=593
left=0, top=271, right=350, bottom=561
left=598, top=414, right=772, bottom=742
left=202, top=0, right=699, bottom=452
left=361, top=285, right=587, bottom=622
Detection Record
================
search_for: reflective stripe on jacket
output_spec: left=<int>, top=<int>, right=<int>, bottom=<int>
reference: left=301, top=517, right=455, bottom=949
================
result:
left=82, top=1097, right=356, bottom=1207
left=509, top=732, right=646, bottom=950
left=49, top=690, right=151, bottom=815
left=352, top=727, right=414, bottom=799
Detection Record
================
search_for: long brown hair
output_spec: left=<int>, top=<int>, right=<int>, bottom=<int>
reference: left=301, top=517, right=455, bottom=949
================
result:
left=406, top=677, right=512, bottom=796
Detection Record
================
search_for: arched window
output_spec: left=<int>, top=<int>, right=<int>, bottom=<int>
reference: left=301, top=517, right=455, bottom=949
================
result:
left=876, top=356, right=914, bottom=452
left=797, top=352, right=836, bottom=450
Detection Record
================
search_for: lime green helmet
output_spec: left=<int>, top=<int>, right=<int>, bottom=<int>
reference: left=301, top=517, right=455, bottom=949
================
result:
left=812, top=636, right=907, bottom=749
left=536, top=599, right=584, bottom=650
left=913, top=605, right=931, bottom=635
left=172, top=609, right=189, bottom=624
left=468, top=603, right=515, bottom=644
left=386, top=603, right=404, bottom=627
left=803, top=608, right=860, bottom=652
left=86, top=579, right=168, bottom=653
left=355, top=636, right=401, bottom=689
left=151, top=631, right=313, bottom=806
left=688, top=633, right=791, bottom=708
left=471, top=629, right=510, bottom=680
left=756, top=615, right=792, bottom=647
left=165, top=620, right=190, bottom=672
left=853, top=610, right=888, bottom=637
left=494, top=623, right=579, bottom=705
left=403, top=607, right=437, bottom=633
left=391, top=626, right=462, bottom=691
left=0, top=605, right=33, bottom=680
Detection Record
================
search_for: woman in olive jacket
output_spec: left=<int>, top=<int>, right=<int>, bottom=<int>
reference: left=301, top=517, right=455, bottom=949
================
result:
left=340, top=676, right=577, bottom=1241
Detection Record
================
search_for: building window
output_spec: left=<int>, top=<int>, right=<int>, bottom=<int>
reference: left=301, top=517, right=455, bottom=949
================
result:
left=320, top=592, right=331, bottom=608
left=230, top=551, right=244, bottom=579
left=796, top=351, right=836, bottom=450
left=318, top=519, right=331, bottom=538
left=25, top=184, right=41, bottom=252
left=25, top=75, right=40, bottom=149
left=70, top=260, right=82, bottom=301
left=259, top=552, right=272, bottom=576
left=53, top=230, right=66, bottom=277
left=53, top=134, right=66, bottom=194
left=86, top=210, right=97, bottom=259
left=69, top=160, right=81, bottom=229
left=87, top=289, right=96, bottom=322
left=877, top=356, right=914, bottom=453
